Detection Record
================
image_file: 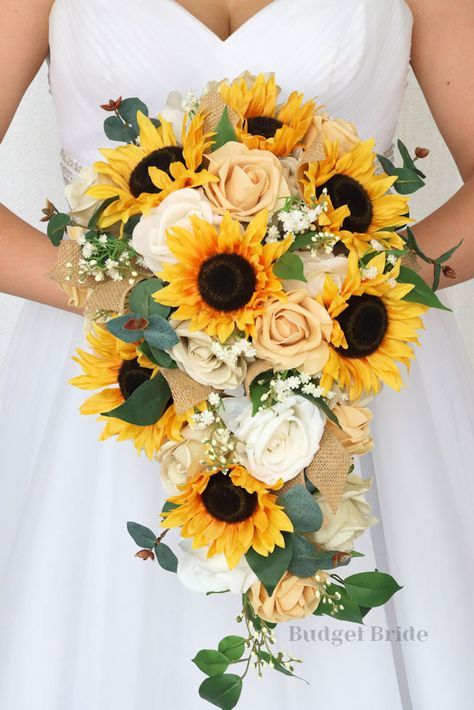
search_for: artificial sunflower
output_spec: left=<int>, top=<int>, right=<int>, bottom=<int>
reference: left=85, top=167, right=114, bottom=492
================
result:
left=87, top=112, right=218, bottom=227
left=161, top=465, right=294, bottom=568
left=154, top=209, right=292, bottom=342
left=318, top=251, right=428, bottom=400
left=219, top=73, right=316, bottom=157
left=70, top=324, right=187, bottom=459
left=300, top=139, right=410, bottom=256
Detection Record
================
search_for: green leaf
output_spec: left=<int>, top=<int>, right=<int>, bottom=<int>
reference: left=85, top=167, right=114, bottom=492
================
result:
left=106, top=313, right=146, bottom=343
left=435, top=238, right=463, bottom=264
left=193, top=650, right=229, bottom=677
left=392, top=167, right=425, bottom=195
left=87, top=196, right=119, bottom=229
left=397, top=140, right=426, bottom=179
left=376, top=154, right=396, bottom=176
left=277, top=485, right=323, bottom=533
left=104, top=115, right=135, bottom=143
left=313, top=582, right=365, bottom=624
left=199, top=674, right=243, bottom=710
left=344, top=571, right=402, bottom=607
left=123, top=213, right=142, bottom=237
left=298, top=391, right=340, bottom=426
left=273, top=252, right=307, bottom=282
left=161, top=500, right=179, bottom=516
left=128, top=278, right=169, bottom=318
left=306, top=549, right=353, bottom=570
left=47, top=212, right=71, bottom=246
left=288, top=533, right=321, bottom=577
left=126, top=521, right=156, bottom=548
left=117, top=98, right=149, bottom=132
left=398, top=265, right=451, bottom=311
left=289, top=232, right=314, bottom=251
left=432, top=262, right=442, bottom=292
left=139, top=341, right=177, bottom=369
left=245, top=533, right=294, bottom=596
left=212, top=107, right=237, bottom=151
left=249, top=369, right=273, bottom=416
left=218, top=636, right=245, bottom=662
left=155, top=542, right=178, bottom=573
left=102, top=371, right=171, bottom=425
left=144, top=315, right=179, bottom=350
left=256, top=651, right=308, bottom=683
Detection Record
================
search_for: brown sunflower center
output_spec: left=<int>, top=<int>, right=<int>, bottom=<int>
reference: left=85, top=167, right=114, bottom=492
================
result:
left=318, top=174, right=373, bottom=233
left=128, top=146, right=185, bottom=197
left=201, top=471, right=258, bottom=523
left=335, top=294, right=388, bottom=358
left=246, top=116, right=283, bottom=139
left=197, top=253, right=256, bottom=312
left=118, top=358, right=152, bottom=399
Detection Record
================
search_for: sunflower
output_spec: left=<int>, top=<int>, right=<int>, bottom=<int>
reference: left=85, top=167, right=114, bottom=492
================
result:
left=87, top=112, right=218, bottom=227
left=161, top=465, right=294, bottom=568
left=300, top=139, right=410, bottom=256
left=318, top=251, right=428, bottom=400
left=219, top=73, right=316, bottom=157
left=154, top=209, right=292, bottom=342
left=70, top=324, right=187, bottom=459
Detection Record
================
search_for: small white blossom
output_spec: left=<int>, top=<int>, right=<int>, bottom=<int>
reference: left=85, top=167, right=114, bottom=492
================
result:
left=361, top=266, right=378, bottom=281
left=370, top=239, right=384, bottom=252
left=208, top=392, right=221, bottom=407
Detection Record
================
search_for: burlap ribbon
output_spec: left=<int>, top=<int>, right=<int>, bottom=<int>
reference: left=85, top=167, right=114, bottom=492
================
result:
left=160, top=368, right=215, bottom=415
left=243, top=360, right=274, bottom=396
left=401, top=250, right=422, bottom=274
left=305, top=428, right=352, bottom=513
left=199, top=89, right=240, bottom=142
left=279, top=470, right=305, bottom=496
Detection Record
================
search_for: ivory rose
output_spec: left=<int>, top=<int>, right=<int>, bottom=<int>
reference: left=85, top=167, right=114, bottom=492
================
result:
left=170, top=322, right=252, bottom=390
left=253, top=289, right=332, bottom=374
left=177, top=540, right=257, bottom=594
left=284, top=252, right=349, bottom=297
left=157, top=425, right=208, bottom=495
left=131, top=188, right=215, bottom=273
left=159, top=90, right=186, bottom=139
left=303, top=113, right=360, bottom=157
left=65, top=166, right=112, bottom=224
left=249, top=571, right=329, bottom=622
left=326, top=402, right=374, bottom=455
left=203, top=141, right=290, bottom=220
left=308, top=472, right=377, bottom=552
left=220, top=395, right=325, bottom=486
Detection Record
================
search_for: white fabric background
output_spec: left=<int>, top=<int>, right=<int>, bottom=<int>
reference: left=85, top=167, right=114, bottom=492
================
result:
left=0, top=64, right=472, bottom=367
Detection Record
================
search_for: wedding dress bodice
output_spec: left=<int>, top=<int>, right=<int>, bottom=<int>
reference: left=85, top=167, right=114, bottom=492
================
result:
left=48, top=0, right=413, bottom=168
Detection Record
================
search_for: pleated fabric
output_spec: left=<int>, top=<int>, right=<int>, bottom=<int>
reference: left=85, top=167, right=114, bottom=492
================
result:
left=1, top=1, right=473, bottom=708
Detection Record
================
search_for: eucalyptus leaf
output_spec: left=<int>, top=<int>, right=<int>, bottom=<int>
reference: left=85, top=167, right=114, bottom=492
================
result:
left=139, top=341, right=177, bottom=369
left=398, top=265, right=451, bottom=311
left=104, top=115, right=135, bottom=143
left=102, top=371, right=171, bottom=426
left=245, top=533, right=294, bottom=596
left=277, top=485, right=322, bottom=533
left=161, top=500, right=179, bottom=516
left=106, top=313, right=146, bottom=343
left=155, top=542, right=178, bottom=573
left=128, top=278, right=168, bottom=318
left=144, top=315, right=179, bottom=350
left=126, top=521, right=156, bottom=548
left=344, top=571, right=402, bottom=607
left=47, top=212, right=71, bottom=246
left=212, top=107, right=237, bottom=151
left=198, top=674, right=243, bottom=710
left=288, top=533, right=321, bottom=577
left=392, top=167, right=425, bottom=195
left=273, top=252, right=307, bottom=282
left=117, top=98, right=149, bottom=132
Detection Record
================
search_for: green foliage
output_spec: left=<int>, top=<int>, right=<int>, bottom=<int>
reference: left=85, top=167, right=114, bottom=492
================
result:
left=103, top=97, right=150, bottom=143
left=377, top=141, right=425, bottom=195
left=298, top=390, right=340, bottom=426
left=117, top=98, right=149, bottom=132
left=155, top=542, right=178, bottom=573
left=212, top=107, right=237, bottom=151
left=161, top=500, right=179, bottom=516
left=106, top=313, right=148, bottom=343
left=343, top=571, right=402, bottom=607
left=313, top=582, right=365, bottom=624
left=47, top=212, right=71, bottom=246
left=288, top=534, right=322, bottom=577
left=398, top=265, right=451, bottom=311
left=289, top=232, right=314, bottom=251
left=126, top=521, right=156, bottom=548
left=272, top=252, right=307, bottom=282
left=101, top=371, right=171, bottom=426
left=249, top=369, right=273, bottom=415
left=218, top=636, right=245, bottom=662
left=277, top=485, right=323, bottom=533
left=128, top=278, right=169, bottom=318
left=87, top=196, right=119, bottom=229
left=143, top=315, right=179, bottom=350
left=198, top=674, right=243, bottom=710
left=139, top=341, right=177, bottom=369
left=104, top=115, right=135, bottom=143
left=193, top=650, right=230, bottom=677
left=245, top=533, right=294, bottom=595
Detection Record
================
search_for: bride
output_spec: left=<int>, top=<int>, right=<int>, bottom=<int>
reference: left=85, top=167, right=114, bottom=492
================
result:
left=0, top=0, right=473, bottom=708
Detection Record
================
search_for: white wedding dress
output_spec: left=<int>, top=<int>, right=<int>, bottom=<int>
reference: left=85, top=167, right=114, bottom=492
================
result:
left=1, top=1, right=473, bottom=708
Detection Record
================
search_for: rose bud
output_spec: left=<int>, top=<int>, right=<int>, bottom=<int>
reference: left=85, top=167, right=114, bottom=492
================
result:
left=415, top=147, right=430, bottom=159
left=442, top=265, right=456, bottom=279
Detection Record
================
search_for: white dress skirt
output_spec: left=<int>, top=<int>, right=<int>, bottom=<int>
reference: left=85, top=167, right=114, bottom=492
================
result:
left=0, top=0, right=473, bottom=707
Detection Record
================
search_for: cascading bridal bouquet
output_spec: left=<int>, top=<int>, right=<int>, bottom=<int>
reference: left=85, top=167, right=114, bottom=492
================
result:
left=43, top=73, right=460, bottom=709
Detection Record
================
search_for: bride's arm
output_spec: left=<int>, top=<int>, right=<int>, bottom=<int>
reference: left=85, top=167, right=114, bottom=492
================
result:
left=406, top=0, right=474, bottom=289
left=0, top=0, right=80, bottom=313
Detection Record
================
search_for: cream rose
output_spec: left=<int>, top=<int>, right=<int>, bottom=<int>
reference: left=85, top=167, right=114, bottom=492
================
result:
left=253, top=289, right=332, bottom=375
left=159, top=90, right=186, bottom=139
left=64, top=166, right=112, bottom=224
left=220, top=395, right=325, bottom=486
left=131, top=188, right=215, bottom=273
left=177, top=540, right=257, bottom=594
left=170, top=322, right=252, bottom=390
left=308, top=472, right=377, bottom=552
left=284, top=252, right=349, bottom=297
left=249, top=571, right=328, bottom=623
left=157, top=426, right=208, bottom=495
left=326, top=402, right=373, bottom=455
left=304, top=113, right=360, bottom=157
left=204, top=141, right=290, bottom=221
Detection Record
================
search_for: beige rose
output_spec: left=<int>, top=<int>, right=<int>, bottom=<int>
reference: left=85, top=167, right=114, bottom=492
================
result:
left=204, top=141, right=290, bottom=221
left=308, top=472, right=377, bottom=553
left=284, top=252, right=349, bottom=297
left=304, top=113, right=360, bottom=157
left=249, top=571, right=329, bottom=623
left=253, top=289, right=332, bottom=374
left=326, top=402, right=373, bottom=455
left=157, top=425, right=208, bottom=495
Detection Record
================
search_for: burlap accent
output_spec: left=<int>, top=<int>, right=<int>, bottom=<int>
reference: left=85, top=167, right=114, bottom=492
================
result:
left=199, top=89, right=240, bottom=142
left=160, top=368, right=215, bottom=415
left=83, top=270, right=150, bottom=318
left=401, top=250, right=422, bottom=274
left=305, top=428, right=352, bottom=513
left=47, top=241, right=96, bottom=289
left=279, top=470, right=305, bottom=496
left=243, top=360, right=274, bottom=396
left=296, top=136, right=326, bottom=194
